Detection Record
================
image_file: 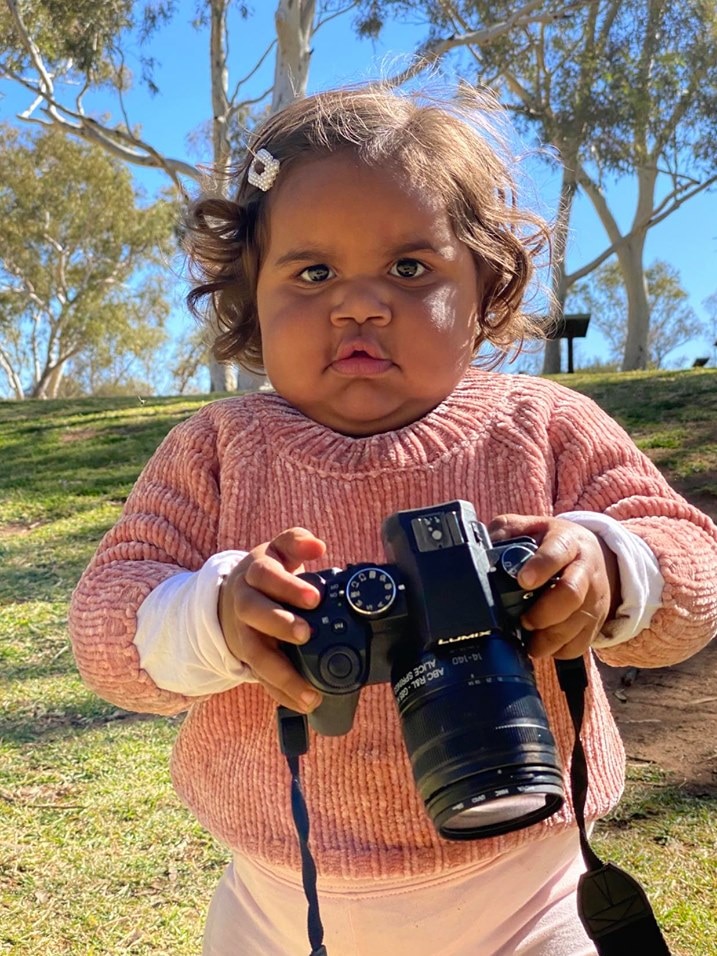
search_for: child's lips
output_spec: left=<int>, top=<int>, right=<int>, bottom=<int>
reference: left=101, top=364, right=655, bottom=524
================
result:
left=331, top=342, right=394, bottom=376
left=331, top=353, right=394, bottom=375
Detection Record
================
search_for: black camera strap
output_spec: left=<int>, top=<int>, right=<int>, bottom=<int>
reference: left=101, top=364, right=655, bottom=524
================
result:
left=555, top=657, right=673, bottom=955
left=277, top=706, right=328, bottom=956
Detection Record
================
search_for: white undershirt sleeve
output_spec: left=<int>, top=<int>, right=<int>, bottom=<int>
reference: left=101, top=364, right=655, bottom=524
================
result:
left=133, top=550, right=256, bottom=695
left=559, top=511, right=664, bottom=647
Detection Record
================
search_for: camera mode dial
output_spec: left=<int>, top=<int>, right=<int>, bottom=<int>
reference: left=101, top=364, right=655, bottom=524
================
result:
left=498, top=543, right=536, bottom=579
left=345, top=567, right=398, bottom=618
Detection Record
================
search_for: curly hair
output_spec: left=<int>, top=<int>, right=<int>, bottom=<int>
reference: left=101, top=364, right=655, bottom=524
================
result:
left=183, top=81, right=552, bottom=373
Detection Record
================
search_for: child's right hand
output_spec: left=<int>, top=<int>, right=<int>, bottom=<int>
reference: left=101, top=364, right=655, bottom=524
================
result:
left=218, top=528, right=327, bottom=713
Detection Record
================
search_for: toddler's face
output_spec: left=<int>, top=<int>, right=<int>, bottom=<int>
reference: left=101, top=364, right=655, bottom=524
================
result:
left=255, top=153, right=481, bottom=436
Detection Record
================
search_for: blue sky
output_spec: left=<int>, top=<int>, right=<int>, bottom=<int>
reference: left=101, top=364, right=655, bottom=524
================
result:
left=2, top=1, right=716, bottom=372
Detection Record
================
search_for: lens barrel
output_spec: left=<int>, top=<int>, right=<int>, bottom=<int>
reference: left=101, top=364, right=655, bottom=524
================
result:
left=392, top=634, right=564, bottom=840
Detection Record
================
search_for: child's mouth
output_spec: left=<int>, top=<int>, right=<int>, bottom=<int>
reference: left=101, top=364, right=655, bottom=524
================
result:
left=331, top=350, right=394, bottom=376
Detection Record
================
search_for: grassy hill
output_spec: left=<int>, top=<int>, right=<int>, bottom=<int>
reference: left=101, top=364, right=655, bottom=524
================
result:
left=1, top=369, right=715, bottom=955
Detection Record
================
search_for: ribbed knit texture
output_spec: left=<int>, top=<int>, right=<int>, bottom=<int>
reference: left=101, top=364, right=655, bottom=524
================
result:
left=69, top=368, right=717, bottom=882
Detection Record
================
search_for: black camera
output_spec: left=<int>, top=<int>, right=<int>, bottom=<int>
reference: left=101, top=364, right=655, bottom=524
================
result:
left=282, top=499, right=564, bottom=840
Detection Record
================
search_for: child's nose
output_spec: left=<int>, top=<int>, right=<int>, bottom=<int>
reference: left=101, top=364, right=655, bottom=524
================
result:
left=329, top=279, right=392, bottom=326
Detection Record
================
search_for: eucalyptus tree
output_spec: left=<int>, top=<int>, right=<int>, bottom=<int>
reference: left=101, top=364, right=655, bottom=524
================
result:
left=407, top=0, right=717, bottom=371
left=566, top=259, right=708, bottom=370
left=0, top=124, right=174, bottom=399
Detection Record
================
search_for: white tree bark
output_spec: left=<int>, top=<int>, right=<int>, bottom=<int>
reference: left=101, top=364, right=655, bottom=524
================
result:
left=576, top=160, right=658, bottom=371
left=272, top=0, right=317, bottom=110
left=0, top=344, right=24, bottom=399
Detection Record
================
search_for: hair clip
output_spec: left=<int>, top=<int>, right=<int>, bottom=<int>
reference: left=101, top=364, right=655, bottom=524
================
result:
left=248, top=148, right=280, bottom=191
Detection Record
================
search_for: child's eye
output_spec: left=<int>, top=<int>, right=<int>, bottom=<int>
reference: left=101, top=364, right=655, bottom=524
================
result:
left=390, top=258, right=427, bottom=279
left=298, top=264, right=334, bottom=283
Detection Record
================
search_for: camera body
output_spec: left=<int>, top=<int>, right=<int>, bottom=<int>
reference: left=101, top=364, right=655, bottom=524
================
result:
left=285, top=500, right=543, bottom=735
left=283, top=499, right=564, bottom=839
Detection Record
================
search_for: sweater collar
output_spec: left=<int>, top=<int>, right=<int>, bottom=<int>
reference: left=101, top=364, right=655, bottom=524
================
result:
left=245, top=367, right=510, bottom=476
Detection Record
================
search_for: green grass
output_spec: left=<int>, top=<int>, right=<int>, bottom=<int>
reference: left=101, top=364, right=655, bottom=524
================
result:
left=562, top=368, right=717, bottom=501
left=1, top=372, right=716, bottom=954
left=593, top=765, right=717, bottom=956
left=0, top=393, right=225, bottom=955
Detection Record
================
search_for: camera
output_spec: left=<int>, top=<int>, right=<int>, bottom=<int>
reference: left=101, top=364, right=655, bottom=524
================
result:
left=282, top=499, right=564, bottom=840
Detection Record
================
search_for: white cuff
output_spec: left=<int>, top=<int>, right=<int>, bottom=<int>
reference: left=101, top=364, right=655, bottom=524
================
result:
left=134, top=551, right=252, bottom=695
left=558, top=511, right=664, bottom=648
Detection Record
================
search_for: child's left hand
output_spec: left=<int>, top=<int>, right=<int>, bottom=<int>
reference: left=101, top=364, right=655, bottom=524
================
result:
left=487, top=514, right=620, bottom=660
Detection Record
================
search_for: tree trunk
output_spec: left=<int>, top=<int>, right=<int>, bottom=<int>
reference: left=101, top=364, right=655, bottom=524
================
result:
left=272, top=0, right=316, bottom=110
left=32, top=360, right=64, bottom=399
left=617, top=235, right=650, bottom=370
left=617, top=165, right=657, bottom=371
left=0, top=348, right=24, bottom=399
left=542, top=157, right=579, bottom=374
left=576, top=160, right=658, bottom=372
left=209, top=358, right=237, bottom=392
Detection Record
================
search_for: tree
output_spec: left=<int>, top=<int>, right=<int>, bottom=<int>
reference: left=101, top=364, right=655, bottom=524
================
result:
left=0, top=124, right=175, bottom=399
left=421, top=0, right=717, bottom=372
left=566, top=259, right=707, bottom=369
left=55, top=296, right=170, bottom=397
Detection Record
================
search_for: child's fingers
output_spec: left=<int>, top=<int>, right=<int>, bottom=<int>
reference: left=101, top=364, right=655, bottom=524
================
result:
left=239, top=628, right=322, bottom=713
left=242, top=554, right=321, bottom=610
left=230, top=582, right=313, bottom=644
left=234, top=528, right=326, bottom=610
left=520, top=561, right=588, bottom=630
left=488, top=514, right=573, bottom=588
left=517, top=527, right=580, bottom=590
left=525, top=610, right=599, bottom=660
left=265, top=527, right=327, bottom=573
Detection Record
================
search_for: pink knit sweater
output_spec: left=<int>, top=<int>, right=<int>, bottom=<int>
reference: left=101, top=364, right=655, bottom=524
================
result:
left=69, top=369, right=717, bottom=882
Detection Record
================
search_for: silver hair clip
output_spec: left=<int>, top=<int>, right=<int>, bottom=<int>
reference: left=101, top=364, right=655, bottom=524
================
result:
left=248, top=148, right=280, bottom=191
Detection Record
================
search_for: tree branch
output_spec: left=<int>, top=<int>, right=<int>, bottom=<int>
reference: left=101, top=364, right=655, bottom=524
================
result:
left=228, top=39, right=277, bottom=103
left=20, top=100, right=200, bottom=193
left=5, top=0, right=59, bottom=112
left=0, top=341, right=25, bottom=399
left=388, top=0, right=597, bottom=86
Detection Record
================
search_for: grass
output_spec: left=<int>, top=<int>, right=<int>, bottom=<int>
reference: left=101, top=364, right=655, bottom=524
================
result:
left=1, top=370, right=716, bottom=955
left=0, top=393, right=224, bottom=955
left=562, top=368, right=717, bottom=502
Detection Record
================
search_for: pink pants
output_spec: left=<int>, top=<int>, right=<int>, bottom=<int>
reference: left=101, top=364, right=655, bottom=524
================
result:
left=202, top=829, right=598, bottom=956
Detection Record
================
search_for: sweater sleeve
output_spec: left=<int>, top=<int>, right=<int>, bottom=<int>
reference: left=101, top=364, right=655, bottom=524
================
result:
left=547, top=386, right=717, bottom=668
left=68, top=406, right=227, bottom=715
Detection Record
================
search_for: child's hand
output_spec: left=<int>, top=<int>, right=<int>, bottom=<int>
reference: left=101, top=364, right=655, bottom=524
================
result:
left=218, top=528, right=327, bottom=713
left=488, top=514, right=620, bottom=660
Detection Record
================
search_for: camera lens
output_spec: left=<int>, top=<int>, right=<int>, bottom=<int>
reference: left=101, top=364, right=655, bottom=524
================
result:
left=392, top=635, right=564, bottom=840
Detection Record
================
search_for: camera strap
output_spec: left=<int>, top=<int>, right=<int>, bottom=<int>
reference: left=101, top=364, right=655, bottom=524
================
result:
left=277, top=706, right=328, bottom=956
left=554, top=657, right=673, bottom=955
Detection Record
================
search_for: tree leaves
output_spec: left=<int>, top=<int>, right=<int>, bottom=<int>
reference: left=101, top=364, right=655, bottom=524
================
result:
left=0, top=124, right=176, bottom=398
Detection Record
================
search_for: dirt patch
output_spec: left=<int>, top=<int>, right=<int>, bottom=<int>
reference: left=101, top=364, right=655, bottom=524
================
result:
left=60, top=427, right=100, bottom=442
left=597, top=643, right=717, bottom=792
left=0, top=521, right=44, bottom=538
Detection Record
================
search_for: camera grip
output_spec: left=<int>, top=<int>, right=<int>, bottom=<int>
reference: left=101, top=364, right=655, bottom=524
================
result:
left=307, top=691, right=360, bottom=737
